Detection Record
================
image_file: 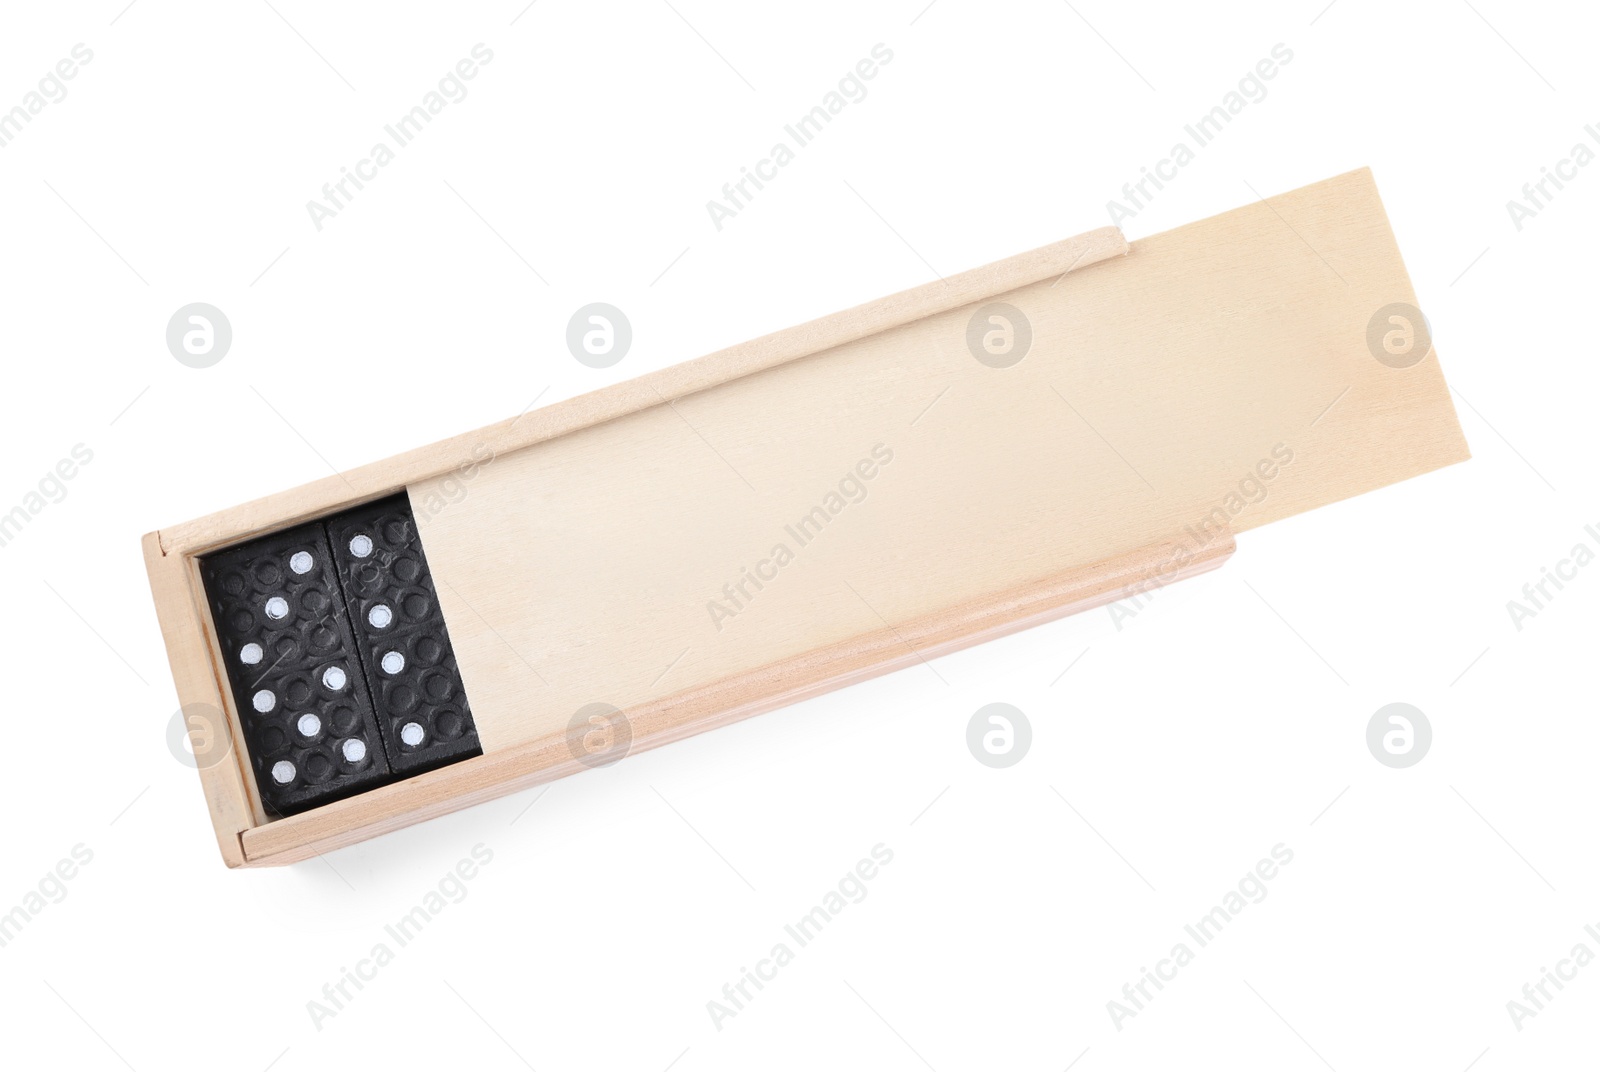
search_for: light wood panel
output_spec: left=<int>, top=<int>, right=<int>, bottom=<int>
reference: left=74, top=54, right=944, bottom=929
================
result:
left=141, top=533, right=251, bottom=865
left=413, top=167, right=1467, bottom=756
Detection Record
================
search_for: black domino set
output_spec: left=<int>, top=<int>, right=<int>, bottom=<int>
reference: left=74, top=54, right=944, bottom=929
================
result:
left=200, top=494, right=480, bottom=816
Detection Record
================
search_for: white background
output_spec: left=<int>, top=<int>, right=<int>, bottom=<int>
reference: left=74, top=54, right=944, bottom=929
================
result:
left=0, top=1, right=1595, bottom=1069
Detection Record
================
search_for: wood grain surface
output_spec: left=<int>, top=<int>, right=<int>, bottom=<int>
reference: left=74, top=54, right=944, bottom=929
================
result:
left=413, top=167, right=1466, bottom=755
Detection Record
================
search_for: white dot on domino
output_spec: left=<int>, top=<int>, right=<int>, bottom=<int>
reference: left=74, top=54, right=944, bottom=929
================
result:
left=400, top=722, right=425, bottom=747
left=271, top=760, right=296, bottom=784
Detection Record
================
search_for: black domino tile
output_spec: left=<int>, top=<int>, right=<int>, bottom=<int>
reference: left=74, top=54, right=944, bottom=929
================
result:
left=324, top=494, right=482, bottom=776
left=200, top=522, right=391, bottom=816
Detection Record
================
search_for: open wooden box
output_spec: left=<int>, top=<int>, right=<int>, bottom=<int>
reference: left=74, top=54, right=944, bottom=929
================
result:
left=144, top=168, right=1468, bottom=867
